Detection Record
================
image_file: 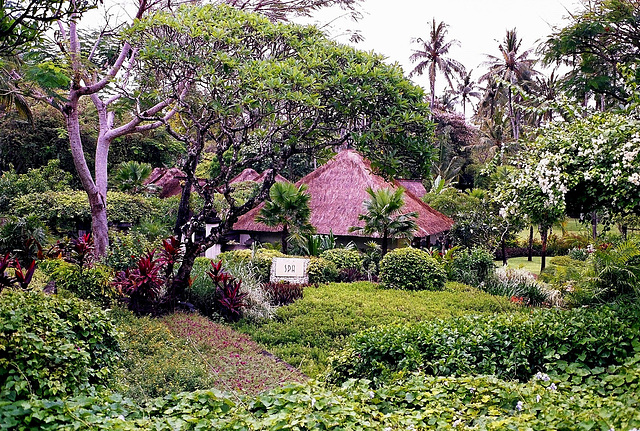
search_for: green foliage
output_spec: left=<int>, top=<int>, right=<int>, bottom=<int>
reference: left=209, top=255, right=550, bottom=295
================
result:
left=235, top=281, right=513, bottom=376
left=0, top=160, right=72, bottom=213
left=256, top=182, right=314, bottom=255
left=40, top=259, right=116, bottom=307
left=306, top=256, right=338, bottom=284
left=326, top=304, right=640, bottom=385
left=0, top=215, right=47, bottom=266
left=573, top=240, right=640, bottom=305
left=0, top=290, right=120, bottom=400
left=349, top=187, right=418, bottom=253
left=483, top=266, right=554, bottom=307
left=539, top=255, right=585, bottom=290
left=112, top=161, right=153, bottom=194
left=110, top=309, right=215, bottom=403
left=448, top=246, right=496, bottom=287
left=104, top=231, right=154, bottom=271
left=10, top=190, right=169, bottom=232
left=218, top=249, right=286, bottom=284
left=379, top=247, right=446, bottom=291
left=320, top=248, right=363, bottom=272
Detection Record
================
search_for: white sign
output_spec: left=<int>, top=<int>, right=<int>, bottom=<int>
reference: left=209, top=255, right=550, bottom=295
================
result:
left=271, top=257, right=310, bottom=283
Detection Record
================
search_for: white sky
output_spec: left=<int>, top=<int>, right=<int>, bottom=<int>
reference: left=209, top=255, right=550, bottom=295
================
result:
left=83, top=0, right=583, bottom=97
left=298, top=0, right=582, bottom=93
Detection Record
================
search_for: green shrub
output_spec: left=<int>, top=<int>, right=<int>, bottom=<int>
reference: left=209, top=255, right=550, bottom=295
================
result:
left=104, top=231, right=154, bottom=271
left=40, top=259, right=116, bottom=307
left=379, top=247, right=446, bottom=291
left=325, top=304, right=640, bottom=385
left=219, top=249, right=285, bottom=283
left=10, top=190, right=168, bottom=233
left=448, top=246, right=495, bottom=287
left=320, top=248, right=363, bottom=272
left=307, top=256, right=338, bottom=284
left=0, top=215, right=48, bottom=266
left=539, top=255, right=585, bottom=290
left=0, top=290, right=120, bottom=400
left=187, top=257, right=220, bottom=317
left=483, top=266, right=555, bottom=306
left=235, top=281, right=512, bottom=377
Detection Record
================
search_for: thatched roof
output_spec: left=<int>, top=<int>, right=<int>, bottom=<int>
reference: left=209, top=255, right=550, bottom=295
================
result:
left=144, top=167, right=185, bottom=198
left=233, top=150, right=453, bottom=238
left=229, top=168, right=289, bottom=184
left=396, top=179, right=428, bottom=199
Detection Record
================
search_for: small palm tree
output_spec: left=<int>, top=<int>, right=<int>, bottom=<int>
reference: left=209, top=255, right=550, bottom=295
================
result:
left=255, top=182, right=314, bottom=255
left=350, top=187, right=418, bottom=255
left=409, top=19, right=465, bottom=109
left=113, top=161, right=153, bottom=194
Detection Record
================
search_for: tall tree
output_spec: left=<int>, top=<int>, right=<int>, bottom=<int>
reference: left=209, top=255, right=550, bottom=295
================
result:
left=480, top=29, right=538, bottom=141
left=13, top=0, right=360, bottom=258
left=455, top=69, right=481, bottom=117
left=542, top=0, right=640, bottom=109
left=409, top=19, right=465, bottom=109
left=256, top=183, right=313, bottom=254
left=350, top=187, right=418, bottom=255
left=0, top=0, right=98, bottom=55
left=129, top=5, right=435, bottom=298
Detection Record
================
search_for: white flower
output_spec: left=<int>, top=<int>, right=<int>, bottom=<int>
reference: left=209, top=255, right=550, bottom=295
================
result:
left=548, top=383, right=557, bottom=391
left=536, top=394, right=541, bottom=403
left=629, top=172, right=640, bottom=186
left=516, top=401, right=524, bottom=411
left=534, top=372, right=550, bottom=381
left=117, top=415, right=126, bottom=421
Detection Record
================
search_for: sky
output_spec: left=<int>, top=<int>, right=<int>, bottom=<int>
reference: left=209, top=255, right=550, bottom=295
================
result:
left=297, top=0, right=582, bottom=93
left=84, top=0, right=583, bottom=96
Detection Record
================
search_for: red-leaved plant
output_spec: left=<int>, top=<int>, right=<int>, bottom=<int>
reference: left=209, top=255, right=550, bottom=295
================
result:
left=0, top=253, right=36, bottom=291
left=113, top=250, right=164, bottom=315
left=207, top=260, right=247, bottom=321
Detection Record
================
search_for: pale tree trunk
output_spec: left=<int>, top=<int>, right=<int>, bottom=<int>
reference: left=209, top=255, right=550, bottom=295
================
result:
left=540, top=226, right=548, bottom=272
left=41, top=2, right=183, bottom=257
left=527, top=225, right=534, bottom=262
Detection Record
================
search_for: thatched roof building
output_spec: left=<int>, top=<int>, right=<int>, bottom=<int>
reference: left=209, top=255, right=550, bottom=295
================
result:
left=233, top=150, right=453, bottom=244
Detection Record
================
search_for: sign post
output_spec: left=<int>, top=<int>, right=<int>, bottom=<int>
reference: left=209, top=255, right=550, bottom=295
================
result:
left=270, top=257, right=310, bottom=284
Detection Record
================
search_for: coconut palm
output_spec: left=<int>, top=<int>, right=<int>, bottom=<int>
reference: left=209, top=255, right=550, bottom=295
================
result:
left=350, top=187, right=418, bottom=255
left=409, top=19, right=465, bottom=109
left=480, top=28, right=538, bottom=141
left=255, top=182, right=314, bottom=255
left=455, top=69, right=481, bottom=117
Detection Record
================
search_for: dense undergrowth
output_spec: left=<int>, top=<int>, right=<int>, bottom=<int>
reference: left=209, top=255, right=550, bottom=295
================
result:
left=234, top=281, right=515, bottom=376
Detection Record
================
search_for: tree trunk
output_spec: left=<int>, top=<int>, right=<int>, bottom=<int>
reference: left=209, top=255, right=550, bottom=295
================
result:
left=381, top=230, right=389, bottom=256
left=591, top=211, right=598, bottom=240
left=621, top=224, right=628, bottom=241
left=527, top=225, right=534, bottom=261
left=501, top=236, right=507, bottom=266
left=167, top=241, right=200, bottom=306
left=281, top=224, right=288, bottom=254
left=540, top=226, right=548, bottom=272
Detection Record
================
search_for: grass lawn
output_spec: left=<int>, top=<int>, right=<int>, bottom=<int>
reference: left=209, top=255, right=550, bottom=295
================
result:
left=234, top=281, right=516, bottom=377
left=495, top=256, right=543, bottom=274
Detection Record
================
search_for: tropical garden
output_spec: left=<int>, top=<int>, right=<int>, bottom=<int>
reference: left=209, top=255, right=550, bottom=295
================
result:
left=1, top=0, right=640, bottom=429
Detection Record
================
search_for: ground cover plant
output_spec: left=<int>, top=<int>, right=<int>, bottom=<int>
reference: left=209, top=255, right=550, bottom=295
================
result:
left=234, top=281, right=515, bottom=376
left=114, top=310, right=304, bottom=402
left=325, top=303, right=640, bottom=385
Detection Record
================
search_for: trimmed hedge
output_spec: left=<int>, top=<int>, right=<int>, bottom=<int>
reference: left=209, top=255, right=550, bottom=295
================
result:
left=307, top=257, right=338, bottom=284
left=325, top=304, right=640, bottom=385
left=379, top=247, right=446, bottom=291
left=320, top=248, right=363, bottom=272
left=218, top=249, right=285, bottom=283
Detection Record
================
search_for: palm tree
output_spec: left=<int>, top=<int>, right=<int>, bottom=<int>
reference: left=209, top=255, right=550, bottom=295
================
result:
left=349, top=187, right=418, bottom=255
left=409, top=19, right=465, bottom=109
left=255, top=182, right=314, bottom=254
left=480, top=29, right=538, bottom=141
left=455, top=69, right=481, bottom=117
left=113, top=161, right=153, bottom=194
